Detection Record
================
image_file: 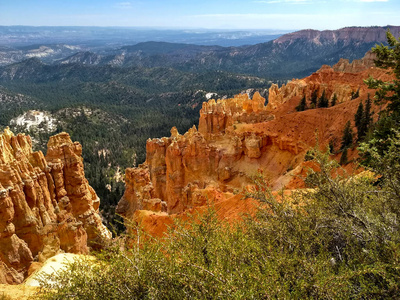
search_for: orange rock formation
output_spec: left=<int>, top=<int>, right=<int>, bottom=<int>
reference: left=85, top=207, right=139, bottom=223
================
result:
left=117, top=52, right=392, bottom=236
left=0, top=130, right=111, bottom=284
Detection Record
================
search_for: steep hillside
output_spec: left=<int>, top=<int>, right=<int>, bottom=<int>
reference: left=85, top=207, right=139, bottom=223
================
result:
left=116, top=51, right=392, bottom=235
left=0, top=129, right=110, bottom=284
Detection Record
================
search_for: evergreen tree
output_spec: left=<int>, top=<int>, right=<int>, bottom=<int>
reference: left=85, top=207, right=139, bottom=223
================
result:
left=355, top=101, right=365, bottom=140
left=295, top=95, right=307, bottom=111
left=340, top=121, right=353, bottom=150
left=365, top=30, right=400, bottom=116
left=362, top=31, right=400, bottom=159
left=310, top=89, right=318, bottom=108
left=339, top=148, right=348, bottom=165
left=364, top=94, right=373, bottom=129
left=317, top=90, right=329, bottom=108
left=331, top=93, right=337, bottom=106
left=355, top=101, right=364, bottom=128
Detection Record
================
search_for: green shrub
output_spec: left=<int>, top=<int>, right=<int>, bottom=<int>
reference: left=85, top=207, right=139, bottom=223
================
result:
left=37, top=137, right=400, bottom=299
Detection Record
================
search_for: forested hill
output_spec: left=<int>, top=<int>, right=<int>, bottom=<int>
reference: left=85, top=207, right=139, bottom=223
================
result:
left=58, top=26, right=400, bottom=79
left=0, top=58, right=271, bottom=231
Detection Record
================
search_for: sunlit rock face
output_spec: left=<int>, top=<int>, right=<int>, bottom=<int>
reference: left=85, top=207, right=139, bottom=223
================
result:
left=117, top=51, right=392, bottom=236
left=0, top=130, right=111, bottom=284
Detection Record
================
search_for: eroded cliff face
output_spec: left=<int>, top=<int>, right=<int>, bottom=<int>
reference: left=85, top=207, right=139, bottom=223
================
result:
left=268, top=51, right=388, bottom=110
left=117, top=52, right=391, bottom=235
left=0, top=130, right=110, bottom=284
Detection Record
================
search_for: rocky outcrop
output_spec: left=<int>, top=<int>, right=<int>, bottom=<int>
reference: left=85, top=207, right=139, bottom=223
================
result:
left=117, top=51, right=392, bottom=236
left=117, top=92, right=306, bottom=218
left=0, top=129, right=110, bottom=284
left=331, top=51, right=376, bottom=73
left=198, top=92, right=271, bottom=136
left=268, top=51, right=391, bottom=108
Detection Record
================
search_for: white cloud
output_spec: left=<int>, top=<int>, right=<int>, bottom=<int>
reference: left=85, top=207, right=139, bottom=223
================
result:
left=115, top=2, right=133, bottom=9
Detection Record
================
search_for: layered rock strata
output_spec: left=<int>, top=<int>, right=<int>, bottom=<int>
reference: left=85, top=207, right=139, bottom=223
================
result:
left=0, top=129, right=110, bottom=284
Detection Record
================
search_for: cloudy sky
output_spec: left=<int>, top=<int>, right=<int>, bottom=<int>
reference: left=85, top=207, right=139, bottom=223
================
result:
left=0, top=0, right=398, bottom=30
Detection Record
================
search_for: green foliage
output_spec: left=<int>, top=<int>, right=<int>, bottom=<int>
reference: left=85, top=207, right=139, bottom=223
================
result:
left=355, top=101, right=364, bottom=129
left=36, top=136, right=400, bottom=298
left=295, top=95, right=307, bottom=111
left=361, top=31, right=400, bottom=162
left=355, top=95, right=374, bottom=142
left=317, top=90, right=329, bottom=108
left=304, top=149, right=315, bottom=161
left=339, top=148, right=348, bottom=165
left=310, top=89, right=318, bottom=108
left=340, top=121, right=353, bottom=150
left=364, top=30, right=400, bottom=115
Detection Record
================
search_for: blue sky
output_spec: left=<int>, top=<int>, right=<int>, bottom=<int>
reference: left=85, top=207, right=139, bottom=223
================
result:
left=0, top=0, right=398, bottom=30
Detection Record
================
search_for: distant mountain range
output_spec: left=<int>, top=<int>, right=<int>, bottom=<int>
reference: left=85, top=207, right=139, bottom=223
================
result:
left=2, top=25, right=398, bottom=79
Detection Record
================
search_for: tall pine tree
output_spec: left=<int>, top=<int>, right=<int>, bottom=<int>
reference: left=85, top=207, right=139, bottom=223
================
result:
left=364, top=94, right=373, bottom=129
left=296, top=95, right=307, bottom=111
left=355, top=101, right=365, bottom=140
left=310, top=89, right=318, bottom=108
left=341, top=121, right=353, bottom=150
left=317, top=90, right=329, bottom=108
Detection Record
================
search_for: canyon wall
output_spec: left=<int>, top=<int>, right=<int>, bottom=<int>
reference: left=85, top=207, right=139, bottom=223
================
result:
left=117, top=51, right=391, bottom=234
left=0, top=129, right=111, bottom=284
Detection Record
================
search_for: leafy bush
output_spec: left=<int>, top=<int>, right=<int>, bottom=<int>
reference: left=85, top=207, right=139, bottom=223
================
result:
left=36, top=134, right=400, bottom=299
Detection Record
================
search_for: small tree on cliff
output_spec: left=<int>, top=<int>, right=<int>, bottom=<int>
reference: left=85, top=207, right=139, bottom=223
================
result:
left=310, top=89, right=318, bottom=108
left=296, top=95, right=307, bottom=111
left=355, top=101, right=365, bottom=141
left=341, top=121, right=353, bottom=150
left=317, top=90, right=329, bottom=108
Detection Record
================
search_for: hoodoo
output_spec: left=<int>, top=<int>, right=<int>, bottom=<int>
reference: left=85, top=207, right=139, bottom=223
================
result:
left=0, top=130, right=111, bottom=284
left=117, top=51, right=392, bottom=232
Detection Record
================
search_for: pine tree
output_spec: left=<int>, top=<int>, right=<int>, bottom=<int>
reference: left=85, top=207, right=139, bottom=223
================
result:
left=331, top=93, right=337, bottom=106
left=355, top=101, right=365, bottom=140
left=340, top=148, right=348, bottom=165
left=295, top=95, right=307, bottom=111
left=340, top=121, right=353, bottom=150
left=310, top=89, right=318, bottom=108
left=317, top=90, right=329, bottom=108
left=364, top=94, right=373, bottom=129
left=365, top=30, right=400, bottom=116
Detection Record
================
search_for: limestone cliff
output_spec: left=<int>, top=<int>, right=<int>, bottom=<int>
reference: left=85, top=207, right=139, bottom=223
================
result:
left=117, top=51, right=391, bottom=235
left=0, top=129, right=110, bottom=284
